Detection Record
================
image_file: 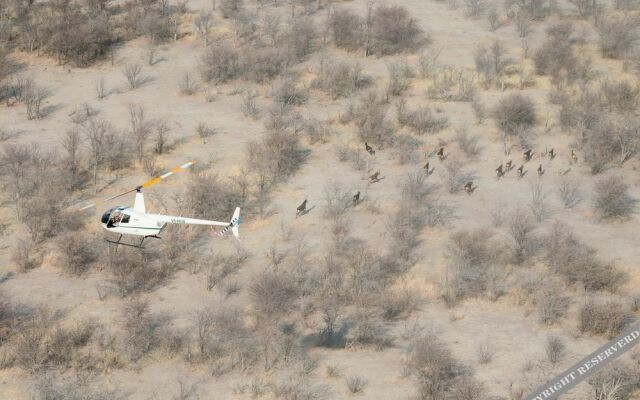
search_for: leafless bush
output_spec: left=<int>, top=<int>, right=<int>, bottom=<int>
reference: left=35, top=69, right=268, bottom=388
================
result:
left=558, top=175, right=581, bottom=208
left=129, top=104, right=152, bottom=162
left=345, top=90, right=396, bottom=147
left=486, top=4, right=502, bottom=30
left=370, top=5, right=426, bottom=55
left=386, top=61, right=415, bottom=98
left=472, top=97, right=486, bottom=124
left=441, top=157, right=475, bottom=194
left=454, top=126, right=481, bottom=158
left=301, top=118, right=335, bottom=144
left=493, top=93, right=536, bottom=136
left=545, top=335, right=566, bottom=365
left=465, top=0, right=486, bottom=18
left=323, top=181, right=352, bottom=220
left=390, top=133, right=422, bottom=164
left=534, top=22, right=581, bottom=82
left=313, top=58, right=372, bottom=99
left=200, top=38, right=242, bottom=83
left=427, top=67, right=477, bottom=101
left=33, top=373, right=121, bottom=400
left=347, top=308, right=391, bottom=349
left=477, top=341, right=495, bottom=364
left=241, top=90, right=260, bottom=118
left=346, top=375, right=367, bottom=394
left=583, top=115, right=640, bottom=173
left=507, top=207, right=536, bottom=264
left=243, top=46, right=289, bottom=83
left=544, top=222, right=626, bottom=292
left=588, top=361, right=640, bottom=400
left=579, top=297, right=634, bottom=338
left=327, top=8, right=363, bottom=50
left=122, top=297, right=157, bottom=361
left=12, top=238, right=42, bottom=272
left=397, top=99, right=448, bottom=135
left=154, top=121, right=170, bottom=154
left=184, top=173, right=244, bottom=219
left=537, top=286, right=570, bottom=325
left=335, top=145, right=367, bottom=171
left=598, top=16, right=640, bottom=59
left=178, top=71, right=197, bottom=95
left=249, top=269, right=298, bottom=322
left=247, top=127, right=307, bottom=185
left=285, top=16, right=318, bottom=62
left=600, top=79, right=640, bottom=113
left=405, top=334, right=470, bottom=400
left=443, top=229, right=504, bottom=304
left=56, top=233, right=98, bottom=276
left=475, top=39, right=513, bottom=87
left=196, top=123, right=216, bottom=143
left=122, top=62, right=144, bottom=90
left=194, top=11, right=213, bottom=46
left=529, top=182, right=550, bottom=222
left=593, top=174, right=636, bottom=219
left=219, top=0, right=243, bottom=18
left=109, top=249, right=167, bottom=296
left=272, top=76, right=308, bottom=106
left=418, top=49, right=442, bottom=78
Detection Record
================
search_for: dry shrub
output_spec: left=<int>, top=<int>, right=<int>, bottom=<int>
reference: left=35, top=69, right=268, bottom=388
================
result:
left=327, top=8, right=363, bottom=50
left=598, top=16, right=640, bottom=59
left=588, top=360, right=640, bottom=400
left=183, top=173, right=244, bottom=219
left=313, top=58, right=372, bottom=99
left=579, top=296, right=634, bottom=338
left=56, top=233, right=99, bottom=276
left=243, top=46, right=289, bottom=83
left=534, top=22, right=576, bottom=79
left=33, top=372, right=121, bottom=400
left=544, top=222, right=626, bottom=292
left=427, top=67, right=477, bottom=102
left=346, top=375, right=367, bottom=394
left=12, top=238, right=42, bottom=272
left=537, top=284, right=570, bottom=325
left=200, top=38, right=242, bottom=83
left=454, top=126, right=481, bottom=158
left=247, top=127, right=307, bottom=186
left=389, top=133, right=422, bottom=164
left=121, top=297, right=158, bottom=362
left=492, top=93, right=536, bottom=136
left=593, top=174, right=636, bottom=220
left=405, top=334, right=471, bottom=400
left=475, top=39, right=514, bottom=87
left=109, top=249, right=167, bottom=297
left=272, top=76, right=308, bottom=107
left=397, top=99, right=449, bottom=135
left=386, top=61, right=415, bottom=98
left=545, top=335, right=566, bottom=365
left=249, top=269, right=299, bottom=322
left=370, top=5, right=426, bottom=55
left=347, top=307, right=391, bottom=349
left=344, top=90, right=396, bottom=147
left=440, top=156, right=475, bottom=194
left=443, top=229, right=505, bottom=304
left=507, top=207, right=537, bottom=264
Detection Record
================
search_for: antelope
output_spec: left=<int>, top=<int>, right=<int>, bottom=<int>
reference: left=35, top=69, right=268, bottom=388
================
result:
left=517, top=165, right=525, bottom=177
left=548, top=148, right=555, bottom=160
left=464, top=181, right=475, bottom=194
left=365, top=142, right=375, bottom=156
left=523, top=149, right=533, bottom=162
left=496, top=163, right=504, bottom=178
left=296, top=199, right=307, bottom=217
left=570, top=150, right=578, bottom=164
left=506, top=159, right=513, bottom=170
left=437, top=147, right=445, bottom=160
left=423, top=161, right=430, bottom=173
left=537, top=164, right=544, bottom=176
left=353, top=191, right=360, bottom=206
left=369, top=171, right=380, bottom=183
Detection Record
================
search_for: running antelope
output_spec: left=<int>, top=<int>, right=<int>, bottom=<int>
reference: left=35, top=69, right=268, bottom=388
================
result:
left=296, top=199, right=307, bottom=217
left=365, top=142, right=375, bottom=156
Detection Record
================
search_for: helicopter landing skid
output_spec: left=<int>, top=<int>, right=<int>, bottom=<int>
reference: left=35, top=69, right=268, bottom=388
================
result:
left=106, top=234, right=161, bottom=251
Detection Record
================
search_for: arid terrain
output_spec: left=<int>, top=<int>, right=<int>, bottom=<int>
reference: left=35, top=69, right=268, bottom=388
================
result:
left=0, top=0, right=639, bottom=398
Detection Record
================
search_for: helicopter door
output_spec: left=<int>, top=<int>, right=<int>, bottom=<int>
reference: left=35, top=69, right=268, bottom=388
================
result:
left=107, top=211, right=124, bottom=228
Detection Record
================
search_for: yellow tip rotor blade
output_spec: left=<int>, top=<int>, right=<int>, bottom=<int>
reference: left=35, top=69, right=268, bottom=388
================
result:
left=140, top=160, right=197, bottom=189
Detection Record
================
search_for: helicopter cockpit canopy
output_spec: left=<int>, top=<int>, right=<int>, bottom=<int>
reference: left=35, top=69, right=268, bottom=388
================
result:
left=101, top=207, right=129, bottom=228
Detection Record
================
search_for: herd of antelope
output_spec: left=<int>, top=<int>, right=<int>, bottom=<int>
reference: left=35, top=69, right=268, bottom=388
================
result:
left=294, top=142, right=580, bottom=217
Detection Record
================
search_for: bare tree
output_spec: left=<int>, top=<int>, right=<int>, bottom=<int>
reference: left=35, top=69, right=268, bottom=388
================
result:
left=122, top=62, right=144, bottom=90
left=194, top=12, right=213, bottom=46
left=593, top=174, right=636, bottom=219
left=129, top=104, right=152, bottom=162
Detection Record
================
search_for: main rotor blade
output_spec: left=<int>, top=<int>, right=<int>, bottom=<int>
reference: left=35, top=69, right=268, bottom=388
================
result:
left=140, top=161, right=197, bottom=189
left=78, top=160, right=197, bottom=211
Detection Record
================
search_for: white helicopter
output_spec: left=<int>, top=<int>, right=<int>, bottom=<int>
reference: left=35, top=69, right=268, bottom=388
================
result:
left=80, top=161, right=240, bottom=248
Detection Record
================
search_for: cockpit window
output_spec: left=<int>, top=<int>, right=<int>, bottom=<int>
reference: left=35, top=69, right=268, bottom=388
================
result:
left=101, top=209, right=113, bottom=224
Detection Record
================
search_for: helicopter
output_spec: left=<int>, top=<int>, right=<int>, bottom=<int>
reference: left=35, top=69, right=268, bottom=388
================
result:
left=79, top=161, right=241, bottom=248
